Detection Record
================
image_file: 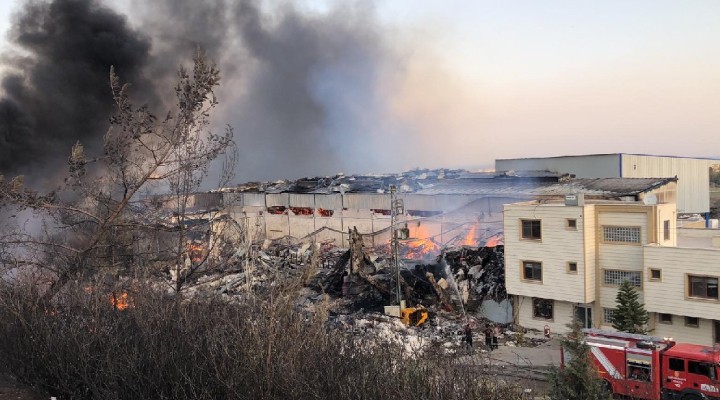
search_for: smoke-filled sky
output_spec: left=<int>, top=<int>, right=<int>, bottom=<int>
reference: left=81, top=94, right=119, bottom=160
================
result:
left=0, top=0, right=719, bottom=184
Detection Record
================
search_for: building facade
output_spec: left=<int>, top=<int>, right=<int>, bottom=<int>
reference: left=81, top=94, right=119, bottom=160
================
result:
left=504, top=195, right=720, bottom=346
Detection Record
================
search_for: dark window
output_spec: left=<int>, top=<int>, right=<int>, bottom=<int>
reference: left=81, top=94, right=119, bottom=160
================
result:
left=689, top=361, right=716, bottom=380
left=290, top=207, right=314, bottom=216
left=688, top=276, right=719, bottom=300
left=650, top=269, right=662, bottom=280
left=567, top=262, right=578, bottom=273
left=627, top=361, right=651, bottom=382
left=669, top=358, right=685, bottom=372
left=523, top=261, right=542, bottom=281
left=533, top=298, right=553, bottom=320
left=664, top=220, right=670, bottom=241
left=567, top=219, right=577, bottom=229
left=521, top=220, right=542, bottom=240
left=267, top=206, right=287, bottom=215
left=317, top=208, right=334, bottom=217
left=685, top=317, right=699, bottom=327
left=659, top=313, right=673, bottom=324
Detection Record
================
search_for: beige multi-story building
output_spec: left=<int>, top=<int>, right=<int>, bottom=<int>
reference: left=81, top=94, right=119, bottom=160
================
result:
left=504, top=191, right=720, bottom=346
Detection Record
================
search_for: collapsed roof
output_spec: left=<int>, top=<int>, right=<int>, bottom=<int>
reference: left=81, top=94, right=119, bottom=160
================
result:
left=219, top=168, right=677, bottom=200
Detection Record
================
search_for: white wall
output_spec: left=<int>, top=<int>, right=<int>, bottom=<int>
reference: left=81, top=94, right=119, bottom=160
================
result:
left=504, top=203, right=588, bottom=304
left=516, top=295, right=575, bottom=333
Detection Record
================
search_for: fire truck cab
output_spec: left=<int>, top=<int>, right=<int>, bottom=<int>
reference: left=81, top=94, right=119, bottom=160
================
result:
left=576, top=329, right=720, bottom=400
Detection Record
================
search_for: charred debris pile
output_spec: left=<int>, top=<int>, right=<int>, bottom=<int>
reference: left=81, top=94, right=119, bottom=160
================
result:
left=183, top=234, right=522, bottom=355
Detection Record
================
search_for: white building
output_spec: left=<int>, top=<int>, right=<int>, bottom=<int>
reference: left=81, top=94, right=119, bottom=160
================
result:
left=504, top=192, right=720, bottom=346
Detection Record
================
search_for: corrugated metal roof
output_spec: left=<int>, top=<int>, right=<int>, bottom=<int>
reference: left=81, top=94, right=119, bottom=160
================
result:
left=416, top=177, right=676, bottom=197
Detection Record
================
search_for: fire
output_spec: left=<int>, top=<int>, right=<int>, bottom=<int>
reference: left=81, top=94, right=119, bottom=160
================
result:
left=403, top=223, right=441, bottom=259
left=461, top=225, right=477, bottom=246
left=110, top=292, right=130, bottom=310
left=188, top=242, right=205, bottom=263
left=484, top=235, right=503, bottom=247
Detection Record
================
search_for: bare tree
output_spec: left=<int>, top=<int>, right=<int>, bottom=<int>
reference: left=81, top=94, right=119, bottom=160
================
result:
left=0, top=50, right=237, bottom=301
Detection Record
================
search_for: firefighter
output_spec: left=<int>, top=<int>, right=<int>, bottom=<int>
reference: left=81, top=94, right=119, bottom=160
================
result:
left=464, top=323, right=473, bottom=351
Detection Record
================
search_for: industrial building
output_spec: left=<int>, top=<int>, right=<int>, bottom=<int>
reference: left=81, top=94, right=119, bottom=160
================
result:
left=216, top=170, right=678, bottom=250
left=496, top=153, right=719, bottom=216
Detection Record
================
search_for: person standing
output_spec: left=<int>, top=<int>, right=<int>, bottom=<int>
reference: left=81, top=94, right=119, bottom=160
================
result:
left=484, top=325, right=494, bottom=350
left=464, top=324, right=473, bottom=350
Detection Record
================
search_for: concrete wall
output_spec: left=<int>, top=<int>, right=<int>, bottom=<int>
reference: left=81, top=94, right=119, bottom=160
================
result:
left=516, top=295, right=575, bottom=333
left=651, top=314, right=715, bottom=346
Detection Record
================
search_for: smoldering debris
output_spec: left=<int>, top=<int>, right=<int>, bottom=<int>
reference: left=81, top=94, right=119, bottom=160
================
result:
left=177, top=236, right=530, bottom=359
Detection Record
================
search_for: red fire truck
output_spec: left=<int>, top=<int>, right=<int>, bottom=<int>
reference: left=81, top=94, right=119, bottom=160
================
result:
left=569, top=329, right=720, bottom=399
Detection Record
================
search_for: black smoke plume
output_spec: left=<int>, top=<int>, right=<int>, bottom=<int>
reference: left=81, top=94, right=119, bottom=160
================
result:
left=0, top=0, right=153, bottom=178
left=0, top=0, right=400, bottom=183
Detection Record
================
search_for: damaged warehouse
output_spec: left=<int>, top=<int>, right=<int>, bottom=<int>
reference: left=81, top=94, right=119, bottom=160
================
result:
left=173, top=169, right=677, bottom=329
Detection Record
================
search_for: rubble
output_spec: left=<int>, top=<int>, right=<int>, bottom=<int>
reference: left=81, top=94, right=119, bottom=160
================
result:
left=174, top=232, right=559, bottom=362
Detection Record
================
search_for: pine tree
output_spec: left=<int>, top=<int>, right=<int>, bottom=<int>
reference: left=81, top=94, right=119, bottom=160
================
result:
left=611, top=280, right=649, bottom=334
left=548, top=321, right=609, bottom=400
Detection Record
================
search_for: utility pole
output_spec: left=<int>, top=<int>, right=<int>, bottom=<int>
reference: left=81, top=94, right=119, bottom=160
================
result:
left=390, top=185, right=406, bottom=306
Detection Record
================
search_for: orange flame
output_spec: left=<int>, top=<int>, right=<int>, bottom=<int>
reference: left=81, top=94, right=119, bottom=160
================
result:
left=188, top=243, right=204, bottom=263
left=404, top=223, right=441, bottom=259
left=110, top=292, right=130, bottom=310
left=484, top=235, right=503, bottom=247
left=461, top=225, right=477, bottom=246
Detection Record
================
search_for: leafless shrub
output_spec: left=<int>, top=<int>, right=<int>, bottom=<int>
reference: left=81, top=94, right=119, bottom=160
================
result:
left=0, top=279, right=524, bottom=400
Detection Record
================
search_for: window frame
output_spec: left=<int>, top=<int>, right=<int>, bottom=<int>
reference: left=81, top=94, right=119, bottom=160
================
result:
left=603, top=269, right=643, bottom=288
left=532, top=298, right=554, bottom=320
left=566, top=261, right=578, bottom=274
left=603, top=308, right=616, bottom=324
left=602, top=225, right=642, bottom=245
left=658, top=313, right=673, bottom=325
left=520, top=219, right=542, bottom=240
left=687, top=274, right=719, bottom=301
left=521, top=260, right=543, bottom=283
left=663, top=220, right=670, bottom=241
left=566, top=218, right=577, bottom=230
left=685, top=316, right=700, bottom=328
left=649, top=268, right=662, bottom=281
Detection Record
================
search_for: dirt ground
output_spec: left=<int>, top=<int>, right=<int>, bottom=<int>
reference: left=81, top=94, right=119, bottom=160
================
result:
left=0, top=375, right=47, bottom=400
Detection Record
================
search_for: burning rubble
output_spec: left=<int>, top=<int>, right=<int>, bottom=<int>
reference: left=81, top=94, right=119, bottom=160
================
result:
left=178, top=227, right=538, bottom=359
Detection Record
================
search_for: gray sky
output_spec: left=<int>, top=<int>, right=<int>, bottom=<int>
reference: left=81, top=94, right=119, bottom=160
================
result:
left=1, top=0, right=718, bottom=179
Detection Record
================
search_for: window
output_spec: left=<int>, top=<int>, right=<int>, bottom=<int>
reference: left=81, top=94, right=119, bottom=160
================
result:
left=689, top=361, right=717, bottom=380
left=669, top=358, right=685, bottom=372
left=685, top=316, right=699, bottom=327
left=521, top=219, right=542, bottom=240
left=627, top=361, right=651, bottom=382
left=603, top=308, right=616, bottom=324
left=603, top=226, right=641, bottom=243
left=649, top=268, right=662, bottom=281
left=532, top=298, right=553, bottom=320
left=659, top=313, right=673, bottom=324
left=664, top=220, right=670, bottom=241
left=522, top=261, right=542, bottom=281
left=567, top=262, right=578, bottom=274
left=603, top=270, right=642, bottom=288
left=566, top=219, right=577, bottom=230
left=688, top=275, right=719, bottom=300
